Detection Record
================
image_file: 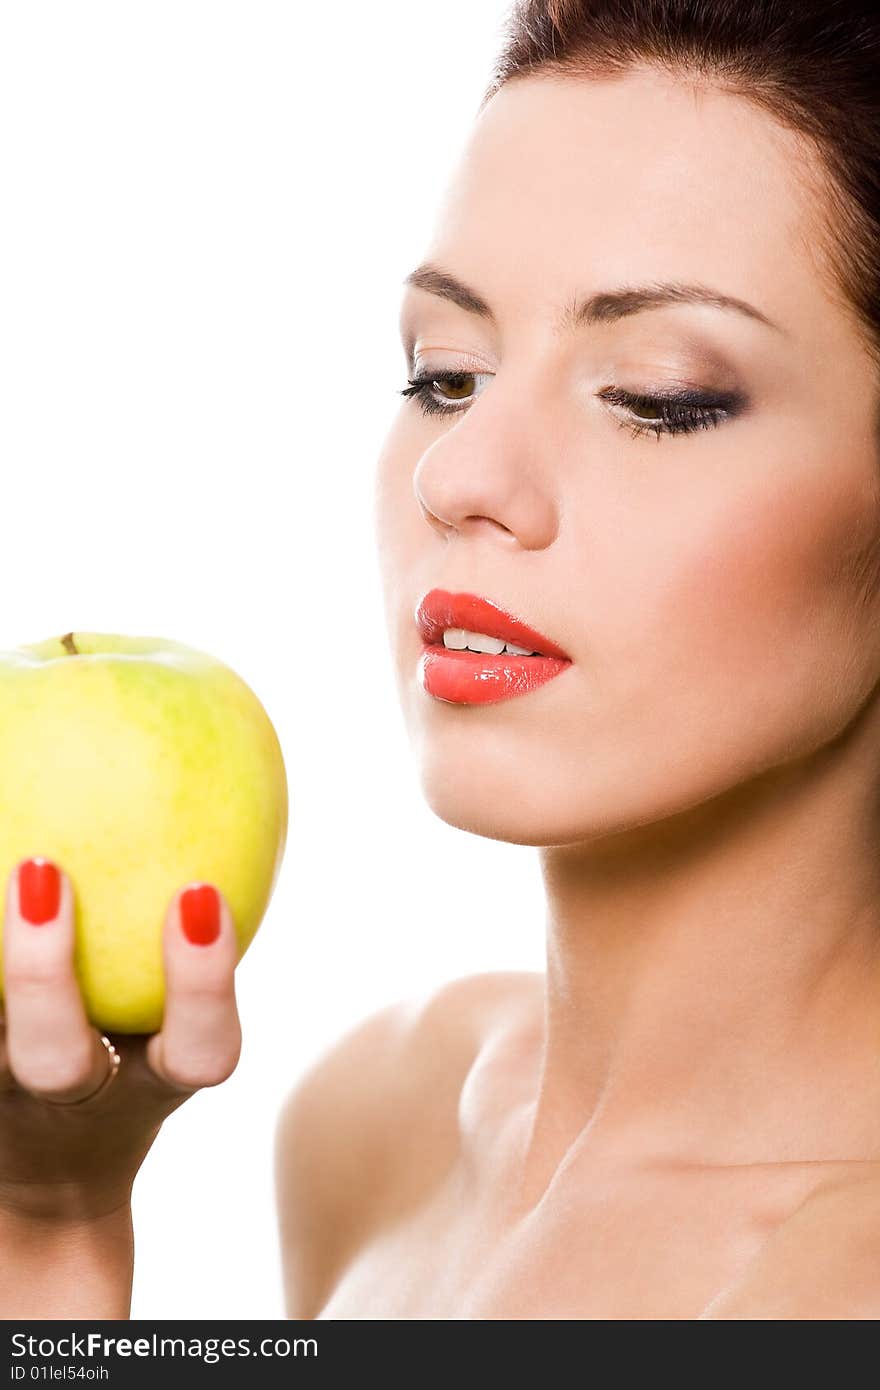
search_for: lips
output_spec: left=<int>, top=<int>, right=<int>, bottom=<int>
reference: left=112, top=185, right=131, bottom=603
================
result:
left=414, top=589, right=573, bottom=706
left=415, top=590, right=570, bottom=661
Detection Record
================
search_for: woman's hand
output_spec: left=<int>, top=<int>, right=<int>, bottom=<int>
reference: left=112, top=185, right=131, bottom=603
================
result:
left=0, top=857, right=243, bottom=1224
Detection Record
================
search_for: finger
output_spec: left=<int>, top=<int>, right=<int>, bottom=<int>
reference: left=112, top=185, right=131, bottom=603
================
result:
left=0, top=999, right=9, bottom=1093
left=2, top=858, right=115, bottom=1104
left=146, top=883, right=242, bottom=1094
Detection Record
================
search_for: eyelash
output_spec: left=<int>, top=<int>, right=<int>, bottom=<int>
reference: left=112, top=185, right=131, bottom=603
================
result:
left=398, top=370, right=743, bottom=440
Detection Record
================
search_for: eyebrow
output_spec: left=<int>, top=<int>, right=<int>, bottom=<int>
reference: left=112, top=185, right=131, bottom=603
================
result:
left=402, top=262, right=783, bottom=335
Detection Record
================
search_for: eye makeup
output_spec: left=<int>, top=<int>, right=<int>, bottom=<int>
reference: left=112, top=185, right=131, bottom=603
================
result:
left=399, top=367, right=748, bottom=440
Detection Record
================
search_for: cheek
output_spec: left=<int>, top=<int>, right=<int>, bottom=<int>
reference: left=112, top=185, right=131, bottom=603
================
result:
left=599, top=438, right=880, bottom=759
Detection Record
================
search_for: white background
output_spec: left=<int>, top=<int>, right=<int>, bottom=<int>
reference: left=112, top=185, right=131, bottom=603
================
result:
left=0, top=3, right=547, bottom=1317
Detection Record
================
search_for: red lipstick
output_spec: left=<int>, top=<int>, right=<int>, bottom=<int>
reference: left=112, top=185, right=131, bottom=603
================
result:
left=415, top=589, right=572, bottom=705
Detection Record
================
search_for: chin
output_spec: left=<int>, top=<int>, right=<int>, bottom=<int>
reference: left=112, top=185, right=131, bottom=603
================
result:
left=409, top=710, right=805, bottom=853
left=410, top=727, right=643, bottom=848
left=415, top=752, right=722, bottom=854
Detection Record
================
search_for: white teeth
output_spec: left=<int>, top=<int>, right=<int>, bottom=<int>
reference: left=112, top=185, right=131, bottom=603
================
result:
left=442, top=628, right=537, bottom=656
left=441, top=628, right=504, bottom=654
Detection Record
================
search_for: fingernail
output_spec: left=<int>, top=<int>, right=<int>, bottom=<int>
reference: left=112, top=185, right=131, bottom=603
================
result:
left=180, top=884, right=220, bottom=945
left=18, top=858, right=61, bottom=925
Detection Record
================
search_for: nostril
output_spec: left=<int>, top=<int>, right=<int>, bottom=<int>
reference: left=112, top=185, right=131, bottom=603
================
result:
left=461, top=516, right=515, bottom=539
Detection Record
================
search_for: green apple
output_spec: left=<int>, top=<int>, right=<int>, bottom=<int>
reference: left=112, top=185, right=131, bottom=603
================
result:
left=0, top=632, right=288, bottom=1033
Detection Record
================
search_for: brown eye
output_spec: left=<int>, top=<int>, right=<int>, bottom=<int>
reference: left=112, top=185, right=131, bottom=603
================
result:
left=399, top=369, right=492, bottom=418
left=433, top=372, right=476, bottom=401
left=629, top=399, right=664, bottom=421
left=598, top=384, right=746, bottom=439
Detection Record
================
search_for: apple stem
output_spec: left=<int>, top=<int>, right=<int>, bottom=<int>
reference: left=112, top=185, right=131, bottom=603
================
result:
left=60, top=632, right=79, bottom=655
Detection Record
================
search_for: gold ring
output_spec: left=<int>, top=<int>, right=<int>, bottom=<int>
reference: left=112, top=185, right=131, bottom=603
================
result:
left=46, top=1033, right=121, bottom=1107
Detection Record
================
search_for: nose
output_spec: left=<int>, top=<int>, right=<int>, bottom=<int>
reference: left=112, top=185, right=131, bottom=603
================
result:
left=412, top=397, right=558, bottom=550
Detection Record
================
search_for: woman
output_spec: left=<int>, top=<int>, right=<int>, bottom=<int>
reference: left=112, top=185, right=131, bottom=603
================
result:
left=3, top=0, right=880, bottom=1320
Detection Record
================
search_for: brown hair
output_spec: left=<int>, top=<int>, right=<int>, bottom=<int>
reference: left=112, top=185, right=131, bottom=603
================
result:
left=481, top=1, right=880, bottom=373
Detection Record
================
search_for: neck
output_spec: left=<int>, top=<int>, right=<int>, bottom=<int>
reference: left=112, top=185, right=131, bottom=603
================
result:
left=530, top=727, right=880, bottom=1184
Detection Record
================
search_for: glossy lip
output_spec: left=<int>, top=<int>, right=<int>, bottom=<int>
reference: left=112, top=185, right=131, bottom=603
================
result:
left=415, top=589, right=571, bottom=661
left=414, top=589, right=573, bottom=706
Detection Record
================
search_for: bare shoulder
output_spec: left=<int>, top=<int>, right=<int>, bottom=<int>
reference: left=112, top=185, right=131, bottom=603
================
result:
left=705, top=1167, right=880, bottom=1320
left=274, top=969, right=542, bottom=1318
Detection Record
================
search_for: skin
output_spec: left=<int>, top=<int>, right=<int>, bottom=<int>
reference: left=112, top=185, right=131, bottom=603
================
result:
left=277, top=66, right=880, bottom=1318
left=0, top=867, right=241, bottom=1317
left=5, top=64, right=880, bottom=1320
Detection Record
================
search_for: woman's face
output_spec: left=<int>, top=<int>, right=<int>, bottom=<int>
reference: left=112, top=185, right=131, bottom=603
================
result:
left=375, top=68, right=880, bottom=847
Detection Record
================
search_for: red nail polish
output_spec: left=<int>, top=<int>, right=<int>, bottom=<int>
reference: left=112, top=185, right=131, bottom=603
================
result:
left=19, top=858, right=61, bottom=925
left=180, top=884, right=220, bottom=945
